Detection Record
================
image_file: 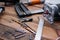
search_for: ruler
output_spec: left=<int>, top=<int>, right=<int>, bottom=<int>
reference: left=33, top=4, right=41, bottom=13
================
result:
left=34, top=18, right=44, bottom=40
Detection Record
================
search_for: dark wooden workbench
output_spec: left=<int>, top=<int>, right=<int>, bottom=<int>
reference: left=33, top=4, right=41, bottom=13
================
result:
left=0, top=4, right=60, bottom=40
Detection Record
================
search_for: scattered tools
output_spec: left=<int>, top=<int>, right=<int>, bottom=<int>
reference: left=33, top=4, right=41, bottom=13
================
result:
left=15, top=3, right=44, bottom=17
left=43, top=3, right=60, bottom=24
left=12, top=19, right=36, bottom=35
left=2, top=15, right=33, bottom=23
left=4, top=30, right=26, bottom=39
left=0, top=23, right=26, bottom=40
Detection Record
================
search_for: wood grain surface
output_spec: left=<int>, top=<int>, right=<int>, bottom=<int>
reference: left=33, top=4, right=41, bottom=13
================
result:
left=0, top=4, right=59, bottom=40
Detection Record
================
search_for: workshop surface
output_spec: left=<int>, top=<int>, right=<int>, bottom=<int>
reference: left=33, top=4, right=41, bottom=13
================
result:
left=0, top=4, right=60, bottom=40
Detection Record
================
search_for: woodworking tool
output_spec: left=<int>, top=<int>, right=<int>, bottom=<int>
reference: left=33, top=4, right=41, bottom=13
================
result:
left=34, top=18, right=44, bottom=40
left=15, top=3, right=26, bottom=17
left=12, top=19, right=36, bottom=35
left=15, top=3, right=32, bottom=17
left=20, top=0, right=45, bottom=5
left=0, top=7, right=5, bottom=13
left=43, top=3, right=60, bottom=24
left=20, top=18, right=33, bottom=22
left=0, top=23, right=26, bottom=39
left=15, top=3, right=44, bottom=17
left=19, top=3, right=44, bottom=14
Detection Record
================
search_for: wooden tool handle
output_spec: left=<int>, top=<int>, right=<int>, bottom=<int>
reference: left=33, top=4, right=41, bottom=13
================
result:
left=28, top=0, right=44, bottom=5
left=31, top=0, right=40, bottom=4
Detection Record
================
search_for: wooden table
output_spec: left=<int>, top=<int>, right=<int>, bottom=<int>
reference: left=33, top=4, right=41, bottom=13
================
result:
left=0, top=4, right=60, bottom=40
